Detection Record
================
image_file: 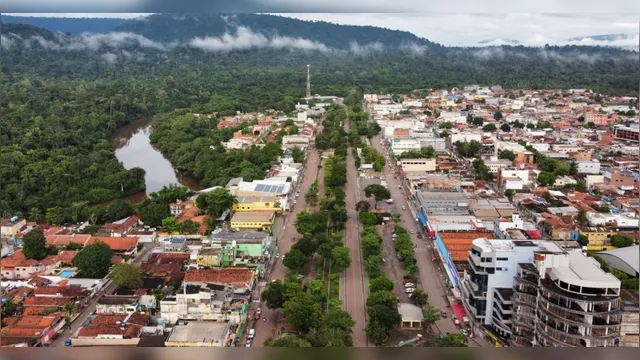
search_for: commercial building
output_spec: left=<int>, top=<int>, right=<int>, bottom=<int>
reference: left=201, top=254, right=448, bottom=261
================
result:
left=229, top=212, right=276, bottom=231
left=232, top=195, right=281, bottom=213
left=390, top=138, right=421, bottom=155
left=511, top=250, right=621, bottom=347
left=619, top=290, right=639, bottom=347
left=400, top=158, right=437, bottom=172
left=165, top=321, right=231, bottom=347
left=613, top=125, right=639, bottom=142
left=415, top=191, right=469, bottom=216
left=160, top=283, right=248, bottom=324
left=576, top=160, right=601, bottom=175
left=595, top=245, right=639, bottom=277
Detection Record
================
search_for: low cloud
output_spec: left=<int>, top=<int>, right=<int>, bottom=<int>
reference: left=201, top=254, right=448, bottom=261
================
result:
left=348, top=41, right=384, bottom=55
left=100, top=52, right=118, bottom=64
left=188, top=26, right=332, bottom=53
left=476, top=34, right=639, bottom=51
left=1, top=34, right=20, bottom=49
left=471, top=47, right=505, bottom=59
left=12, top=31, right=174, bottom=52
left=399, top=42, right=428, bottom=55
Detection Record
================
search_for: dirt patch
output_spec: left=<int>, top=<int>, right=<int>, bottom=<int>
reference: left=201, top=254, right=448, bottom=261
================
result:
left=384, top=327, right=426, bottom=347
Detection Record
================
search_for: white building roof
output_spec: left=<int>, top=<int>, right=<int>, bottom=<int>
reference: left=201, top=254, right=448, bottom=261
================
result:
left=596, top=245, right=639, bottom=274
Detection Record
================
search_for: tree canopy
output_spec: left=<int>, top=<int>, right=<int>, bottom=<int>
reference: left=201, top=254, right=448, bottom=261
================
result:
left=72, top=241, right=114, bottom=278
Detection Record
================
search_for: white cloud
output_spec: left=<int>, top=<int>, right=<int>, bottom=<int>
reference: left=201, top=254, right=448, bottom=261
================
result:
left=188, top=26, right=332, bottom=52
left=348, top=41, right=384, bottom=55
left=6, top=31, right=173, bottom=52
left=100, top=52, right=118, bottom=63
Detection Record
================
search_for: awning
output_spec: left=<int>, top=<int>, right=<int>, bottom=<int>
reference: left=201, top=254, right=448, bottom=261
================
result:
left=452, top=304, right=467, bottom=320
left=417, top=211, right=428, bottom=227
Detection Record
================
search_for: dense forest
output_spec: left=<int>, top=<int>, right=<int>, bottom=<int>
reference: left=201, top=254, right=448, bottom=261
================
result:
left=0, top=15, right=638, bottom=217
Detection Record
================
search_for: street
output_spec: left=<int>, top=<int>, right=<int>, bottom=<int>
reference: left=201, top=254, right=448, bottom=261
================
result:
left=342, top=140, right=369, bottom=347
left=50, top=244, right=155, bottom=347
left=370, top=134, right=473, bottom=341
left=251, top=143, right=321, bottom=347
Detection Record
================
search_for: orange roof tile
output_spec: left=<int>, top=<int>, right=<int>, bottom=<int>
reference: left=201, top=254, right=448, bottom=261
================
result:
left=184, top=268, right=254, bottom=287
left=2, top=316, right=59, bottom=328
left=46, top=234, right=92, bottom=247
left=22, top=307, right=63, bottom=316
left=24, top=296, right=72, bottom=307
left=92, top=237, right=139, bottom=251
left=0, top=327, right=48, bottom=338
left=58, top=250, right=77, bottom=264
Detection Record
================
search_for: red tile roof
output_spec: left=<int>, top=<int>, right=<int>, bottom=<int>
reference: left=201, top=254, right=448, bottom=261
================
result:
left=33, top=286, right=86, bottom=297
left=58, top=250, right=77, bottom=265
left=76, top=313, right=149, bottom=339
left=2, top=316, right=59, bottom=328
left=184, top=268, right=254, bottom=287
left=0, top=327, right=48, bottom=338
left=46, top=234, right=92, bottom=247
left=24, top=296, right=72, bottom=307
left=1, top=337, right=36, bottom=346
left=102, top=215, right=140, bottom=234
left=92, top=237, right=139, bottom=251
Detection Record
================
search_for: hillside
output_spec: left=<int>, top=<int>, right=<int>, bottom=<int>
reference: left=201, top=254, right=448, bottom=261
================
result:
left=1, top=15, right=129, bottom=35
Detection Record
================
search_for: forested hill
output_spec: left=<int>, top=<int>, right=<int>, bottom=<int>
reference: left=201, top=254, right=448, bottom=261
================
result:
left=1, top=15, right=129, bottom=35
left=113, top=13, right=437, bottom=49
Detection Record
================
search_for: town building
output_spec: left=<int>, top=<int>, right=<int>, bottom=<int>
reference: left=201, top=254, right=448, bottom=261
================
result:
left=229, top=212, right=276, bottom=231
left=164, top=321, right=231, bottom=347
left=399, top=158, right=437, bottom=172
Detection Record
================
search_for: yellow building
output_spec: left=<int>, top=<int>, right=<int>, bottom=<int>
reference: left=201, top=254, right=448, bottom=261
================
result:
left=232, top=195, right=281, bottom=213
left=1, top=218, right=26, bottom=238
left=230, top=211, right=276, bottom=231
left=580, top=227, right=619, bottom=251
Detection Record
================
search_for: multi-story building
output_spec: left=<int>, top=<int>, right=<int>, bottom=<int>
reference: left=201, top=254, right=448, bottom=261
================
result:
left=576, top=160, right=601, bottom=174
left=160, top=283, right=248, bottom=324
left=390, top=138, right=421, bottom=155
left=511, top=250, right=621, bottom=347
left=619, top=290, right=639, bottom=347
left=461, top=238, right=564, bottom=345
left=613, top=125, right=639, bottom=142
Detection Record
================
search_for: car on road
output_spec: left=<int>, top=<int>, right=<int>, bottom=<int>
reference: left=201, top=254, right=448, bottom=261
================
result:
left=440, top=310, right=447, bottom=317
left=401, top=206, right=406, bottom=210
left=398, top=185, right=401, bottom=189
left=245, top=341, right=252, bottom=347
left=405, top=287, right=415, bottom=294
left=404, top=283, right=415, bottom=288
left=409, top=230, right=414, bottom=234
left=276, top=253, right=280, bottom=259
left=282, top=255, right=285, bottom=261
left=248, top=329, right=255, bottom=340
left=460, top=329, right=469, bottom=336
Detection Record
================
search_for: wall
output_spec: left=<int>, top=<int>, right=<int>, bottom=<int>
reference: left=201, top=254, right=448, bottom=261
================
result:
left=400, top=158, right=436, bottom=172
left=434, top=231, right=461, bottom=287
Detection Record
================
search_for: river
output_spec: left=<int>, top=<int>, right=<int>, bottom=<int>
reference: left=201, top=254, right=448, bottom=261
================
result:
left=111, top=117, right=200, bottom=196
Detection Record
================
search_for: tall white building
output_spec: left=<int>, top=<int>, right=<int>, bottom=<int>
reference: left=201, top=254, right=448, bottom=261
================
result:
left=462, top=238, right=622, bottom=347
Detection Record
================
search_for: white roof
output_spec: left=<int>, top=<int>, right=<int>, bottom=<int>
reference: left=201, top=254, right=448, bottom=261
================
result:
left=596, top=245, right=640, bottom=274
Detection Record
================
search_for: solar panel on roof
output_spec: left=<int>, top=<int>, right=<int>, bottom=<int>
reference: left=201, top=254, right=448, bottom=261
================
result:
left=255, top=184, right=266, bottom=192
left=277, top=185, right=284, bottom=193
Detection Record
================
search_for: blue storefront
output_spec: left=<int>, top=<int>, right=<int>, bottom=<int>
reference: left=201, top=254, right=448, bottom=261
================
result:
left=433, top=230, right=461, bottom=288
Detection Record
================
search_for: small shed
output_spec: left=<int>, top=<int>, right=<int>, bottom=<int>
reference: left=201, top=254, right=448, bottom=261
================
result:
left=398, top=303, right=424, bottom=329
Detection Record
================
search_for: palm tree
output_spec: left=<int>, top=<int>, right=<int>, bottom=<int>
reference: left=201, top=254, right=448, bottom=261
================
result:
left=29, top=207, right=44, bottom=223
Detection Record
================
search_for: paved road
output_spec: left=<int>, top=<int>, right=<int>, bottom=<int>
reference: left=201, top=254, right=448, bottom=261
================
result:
left=370, top=134, right=468, bottom=339
left=342, top=115, right=369, bottom=347
left=251, top=144, right=321, bottom=347
left=51, top=244, right=154, bottom=347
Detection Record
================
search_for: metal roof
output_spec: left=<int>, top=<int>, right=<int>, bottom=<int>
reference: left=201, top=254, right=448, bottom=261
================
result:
left=596, top=245, right=640, bottom=274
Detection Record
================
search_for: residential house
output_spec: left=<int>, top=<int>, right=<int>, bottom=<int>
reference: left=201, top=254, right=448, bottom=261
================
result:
left=183, top=268, right=256, bottom=294
left=73, top=312, right=150, bottom=346
left=1, top=217, right=26, bottom=238
left=160, top=283, right=248, bottom=324
left=170, top=200, right=195, bottom=217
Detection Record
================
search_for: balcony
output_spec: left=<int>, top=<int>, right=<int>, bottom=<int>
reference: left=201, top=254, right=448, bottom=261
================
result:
left=537, top=297, right=622, bottom=327
left=513, top=292, right=537, bottom=307
left=511, top=315, right=535, bottom=329
left=510, top=335, right=534, bottom=347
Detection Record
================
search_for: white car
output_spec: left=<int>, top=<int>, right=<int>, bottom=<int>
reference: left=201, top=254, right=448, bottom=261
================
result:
left=405, top=287, right=415, bottom=294
left=276, top=253, right=280, bottom=259
left=402, top=206, right=406, bottom=210
left=410, top=230, right=414, bottom=234
left=460, top=329, right=469, bottom=336
left=245, top=341, right=252, bottom=347
left=404, top=283, right=415, bottom=288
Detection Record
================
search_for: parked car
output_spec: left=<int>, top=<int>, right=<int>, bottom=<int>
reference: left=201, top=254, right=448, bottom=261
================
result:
left=440, top=310, right=447, bottom=317
left=405, top=287, right=415, bottom=294
left=248, top=329, right=255, bottom=340
left=402, top=206, right=406, bottom=210
left=460, top=329, right=469, bottom=336
left=276, top=253, right=280, bottom=258
left=245, top=341, right=252, bottom=347
left=404, top=283, right=415, bottom=288
left=410, top=230, right=414, bottom=234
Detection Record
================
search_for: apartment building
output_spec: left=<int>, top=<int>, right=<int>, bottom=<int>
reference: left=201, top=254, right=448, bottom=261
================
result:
left=576, top=160, right=601, bottom=175
left=511, top=251, right=621, bottom=347
left=613, top=125, right=639, bottom=142
left=390, top=138, right=421, bottom=155
left=160, top=283, right=247, bottom=324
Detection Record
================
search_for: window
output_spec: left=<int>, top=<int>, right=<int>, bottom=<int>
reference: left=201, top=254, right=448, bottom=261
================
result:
left=496, top=257, right=508, bottom=261
left=481, top=257, right=491, bottom=263
left=496, top=267, right=503, bottom=271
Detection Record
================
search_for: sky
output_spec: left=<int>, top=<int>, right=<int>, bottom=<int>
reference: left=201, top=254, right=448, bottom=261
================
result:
left=5, top=12, right=640, bottom=47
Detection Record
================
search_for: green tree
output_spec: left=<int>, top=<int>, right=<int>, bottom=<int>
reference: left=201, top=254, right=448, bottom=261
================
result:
left=569, top=160, right=579, bottom=175
left=367, top=290, right=398, bottom=309
left=364, top=184, right=391, bottom=208
left=291, top=146, right=305, bottom=163
left=22, top=229, right=47, bottom=260
left=504, top=189, right=515, bottom=201
left=136, top=199, right=171, bottom=227
left=438, top=122, right=453, bottom=130
left=109, top=263, right=143, bottom=289
left=482, top=123, right=498, bottom=132
left=498, top=149, right=516, bottom=161
left=45, top=206, right=67, bottom=225
left=161, top=216, right=180, bottom=232
left=365, top=321, right=388, bottom=346
left=423, top=304, right=441, bottom=327
left=283, top=292, right=322, bottom=332
left=500, top=123, right=512, bottom=132
left=410, top=288, right=427, bottom=307
left=454, top=140, right=482, bottom=157
left=196, top=187, right=237, bottom=218
left=264, top=335, right=311, bottom=347
left=576, top=209, right=589, bottom=227
left=369, top=278, right=394, bottom=293
left=359, top=211, right=379, bottom=226
left=104, top=199, right=134, bottom=222
left=434, top=333, right=468, bottom=347
left=72, top=241, right=114, bottom=278
left=283, top=248, right=307, bottom=273
left=261, top=280, right=288, bottom=309
left=494, top=111, right=503, bottom=121
left=179, top=220, right=201, bottom=234
left=610, top=234, right=634, bottom=248
left=356, top=200, right=371, bottom=212
left=537, top=171, right=556, bottom=186
left=330, top=246, right=351, bottom=273
left=472, top=117, right=484, bottom=126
